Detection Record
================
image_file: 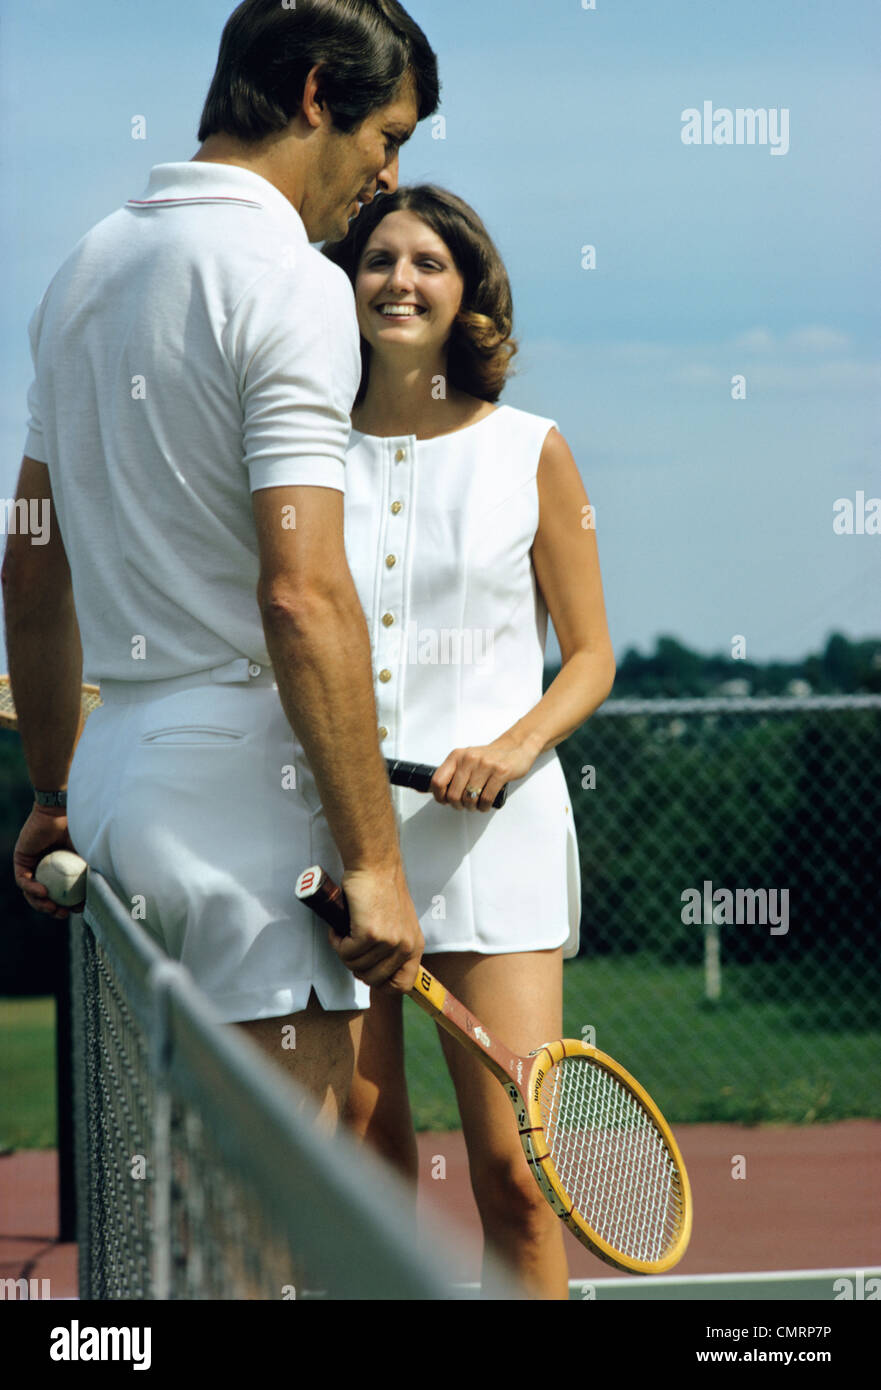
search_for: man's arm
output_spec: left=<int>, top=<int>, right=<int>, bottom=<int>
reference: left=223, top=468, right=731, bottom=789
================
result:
left=253, top=483, right=423, bottom=992
left=1, top=455, right=84, bottom=918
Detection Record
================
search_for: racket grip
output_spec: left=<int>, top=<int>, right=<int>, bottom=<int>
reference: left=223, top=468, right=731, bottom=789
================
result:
left=295, top=867, right=351, bottom=938
left=297, top=866, right=449, bottom=1023
left=384, top=758, right=508, bottom=809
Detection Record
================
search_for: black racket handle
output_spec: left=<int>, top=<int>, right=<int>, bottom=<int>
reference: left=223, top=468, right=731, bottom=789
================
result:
left=384, top=758, right=508, bottom=809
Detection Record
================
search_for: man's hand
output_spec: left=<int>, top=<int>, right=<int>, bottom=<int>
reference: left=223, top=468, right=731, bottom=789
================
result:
left=330, top=864, right=424, bottom=993
left=13, top=806, right=81, bottom=919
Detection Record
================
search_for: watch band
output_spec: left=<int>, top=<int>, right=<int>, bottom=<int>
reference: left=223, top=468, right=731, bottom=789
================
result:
left=34, top=790, right=68, bottom=808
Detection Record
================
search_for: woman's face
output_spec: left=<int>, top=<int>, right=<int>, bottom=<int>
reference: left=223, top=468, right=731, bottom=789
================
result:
left=354, top=210, right=465, bottom=361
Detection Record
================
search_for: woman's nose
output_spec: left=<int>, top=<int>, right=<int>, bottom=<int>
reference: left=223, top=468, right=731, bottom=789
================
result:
left=386, top=261, right=414, bottom=292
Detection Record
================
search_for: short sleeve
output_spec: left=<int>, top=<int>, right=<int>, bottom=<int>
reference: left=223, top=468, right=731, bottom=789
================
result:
left=24, top=296, right=49, bottom=463
left=224, top=253, right=361, bottom=495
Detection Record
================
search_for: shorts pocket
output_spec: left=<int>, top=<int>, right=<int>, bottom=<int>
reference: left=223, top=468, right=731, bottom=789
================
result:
left=139, top=726, right=248, bottom=746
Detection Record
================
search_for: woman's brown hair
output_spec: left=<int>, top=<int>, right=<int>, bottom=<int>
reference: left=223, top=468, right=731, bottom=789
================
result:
left=323, top=185, right=518, bottom=404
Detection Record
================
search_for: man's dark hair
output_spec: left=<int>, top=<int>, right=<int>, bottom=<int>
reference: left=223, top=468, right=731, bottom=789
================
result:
left=198, top=0, right=439, bottom=143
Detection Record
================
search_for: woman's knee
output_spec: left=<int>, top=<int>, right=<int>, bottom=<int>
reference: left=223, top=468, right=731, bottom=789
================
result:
left=345, top=1095, right=418, bottom=1179
left=470, top=1150, right=556, bottom=1234
left=344, top=1051, right=418, bottom=1179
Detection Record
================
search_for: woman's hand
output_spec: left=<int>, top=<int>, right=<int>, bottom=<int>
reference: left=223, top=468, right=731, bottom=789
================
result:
left=430, top=732, right=543, bottom=812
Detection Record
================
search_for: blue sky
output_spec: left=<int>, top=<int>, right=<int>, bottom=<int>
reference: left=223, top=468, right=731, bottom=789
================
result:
left=2, top=0, right=879, bottom=666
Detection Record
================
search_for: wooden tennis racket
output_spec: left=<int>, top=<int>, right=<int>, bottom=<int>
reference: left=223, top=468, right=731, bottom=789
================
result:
left=295, top=865, right=692, bottom=1275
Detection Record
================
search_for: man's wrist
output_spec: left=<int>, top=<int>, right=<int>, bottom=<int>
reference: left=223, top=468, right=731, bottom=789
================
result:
left=343, top=856, right=404, bottom=879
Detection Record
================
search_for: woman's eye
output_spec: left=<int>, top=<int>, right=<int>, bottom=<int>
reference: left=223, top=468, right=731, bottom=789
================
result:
left=362, top=256, right=444, bottom=272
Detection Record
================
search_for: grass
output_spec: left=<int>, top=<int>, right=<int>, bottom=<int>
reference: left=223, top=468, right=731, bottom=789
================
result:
left=0, top=997, right=57, bottom=1150
left=5, top=956, right=881, bottom=1147
left=404, top=956, right=881, bottom=1130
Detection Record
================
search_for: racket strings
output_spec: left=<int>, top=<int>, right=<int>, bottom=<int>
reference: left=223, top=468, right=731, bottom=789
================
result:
left=538, top=1058, right=685, bottom=1263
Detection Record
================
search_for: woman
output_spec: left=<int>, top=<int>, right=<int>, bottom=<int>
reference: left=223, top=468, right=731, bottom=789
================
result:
left=324, top=187, right=615, bottom=1299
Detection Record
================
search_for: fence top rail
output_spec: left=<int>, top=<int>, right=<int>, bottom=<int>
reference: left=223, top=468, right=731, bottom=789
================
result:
left=595, top=694, right=881, bottom=717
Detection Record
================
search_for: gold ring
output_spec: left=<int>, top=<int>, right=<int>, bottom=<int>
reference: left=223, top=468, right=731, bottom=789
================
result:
left=466, top=786, right=481, bottom=801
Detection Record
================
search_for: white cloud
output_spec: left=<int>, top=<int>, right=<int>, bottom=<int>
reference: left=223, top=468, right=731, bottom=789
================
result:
left=525, top=331, right=879, bottom=396
left=669, top=364, right=724, bottom=385
left=785, top=326, right=852, bottom=353
left=732, top=328, right=776, bottom=353
left=732, top=326, right=853, bottom=354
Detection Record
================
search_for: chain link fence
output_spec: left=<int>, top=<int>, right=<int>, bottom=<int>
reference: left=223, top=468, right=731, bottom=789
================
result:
left=406, top=696, right=881, bottom=1127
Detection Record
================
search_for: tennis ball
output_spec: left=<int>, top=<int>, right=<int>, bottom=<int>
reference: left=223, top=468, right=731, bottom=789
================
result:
left=35, top=850, right=88, bottom=909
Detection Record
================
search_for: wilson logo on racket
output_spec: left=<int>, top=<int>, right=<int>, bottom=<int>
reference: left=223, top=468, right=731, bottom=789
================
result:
left=297, top=869, right=318, bottom=896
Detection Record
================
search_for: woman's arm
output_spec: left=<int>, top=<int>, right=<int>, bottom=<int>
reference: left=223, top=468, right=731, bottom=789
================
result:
left=508, top=426, right=616, bottom=754
left=431, top=427, right=616, bottom=810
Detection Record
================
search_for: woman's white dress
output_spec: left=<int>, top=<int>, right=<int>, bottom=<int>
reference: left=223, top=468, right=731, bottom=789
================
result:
left=342, top=404, right=581, bottom=957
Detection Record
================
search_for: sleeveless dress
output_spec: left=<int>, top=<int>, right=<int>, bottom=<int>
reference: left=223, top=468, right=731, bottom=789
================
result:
left=342, top=404, right=581, bottom=958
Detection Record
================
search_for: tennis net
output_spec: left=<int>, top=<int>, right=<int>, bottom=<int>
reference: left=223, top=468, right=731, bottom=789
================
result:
left=72, top=870, right=478, bottom=1300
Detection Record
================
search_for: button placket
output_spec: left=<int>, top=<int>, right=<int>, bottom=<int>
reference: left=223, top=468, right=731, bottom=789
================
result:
left=376, top=438, right=411, bottom=731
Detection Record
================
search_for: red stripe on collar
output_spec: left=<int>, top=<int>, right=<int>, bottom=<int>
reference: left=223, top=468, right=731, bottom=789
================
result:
left=127, top=196, right=264, bottom=207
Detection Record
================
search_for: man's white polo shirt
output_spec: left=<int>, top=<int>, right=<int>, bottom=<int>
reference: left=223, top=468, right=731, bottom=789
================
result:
left=24, top=162, right=361, bottom=682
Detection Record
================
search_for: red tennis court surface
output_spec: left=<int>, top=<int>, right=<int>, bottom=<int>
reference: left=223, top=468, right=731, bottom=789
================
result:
left=2, top=1121, right=878, bottom=1296
left=417, top=1121, right=881, bottom=1283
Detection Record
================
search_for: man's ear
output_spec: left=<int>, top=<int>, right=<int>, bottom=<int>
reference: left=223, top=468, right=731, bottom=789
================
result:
left=301, top=64, right=326, bottom=128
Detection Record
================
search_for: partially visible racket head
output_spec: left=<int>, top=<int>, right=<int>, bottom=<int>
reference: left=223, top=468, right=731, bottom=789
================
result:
left=516, top=1039, right=692, bottom=1274
left=0, top=675, right=102, bottom=731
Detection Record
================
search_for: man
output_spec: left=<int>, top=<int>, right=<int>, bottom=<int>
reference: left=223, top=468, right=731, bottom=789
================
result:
left=1, top=0, right=440, bottom=1127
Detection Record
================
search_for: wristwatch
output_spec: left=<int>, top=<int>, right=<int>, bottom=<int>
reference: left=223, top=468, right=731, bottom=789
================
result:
left=34, top=790, right=68, bottom=808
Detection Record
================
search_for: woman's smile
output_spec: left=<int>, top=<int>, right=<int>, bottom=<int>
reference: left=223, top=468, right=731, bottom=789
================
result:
left=356, top=210, right=464, bottom=351
left=376, top=302, right=428, bottom=319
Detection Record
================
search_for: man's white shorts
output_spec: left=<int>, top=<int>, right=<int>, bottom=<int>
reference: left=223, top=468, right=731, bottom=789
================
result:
left=67, top=661, right=370, bottom=1022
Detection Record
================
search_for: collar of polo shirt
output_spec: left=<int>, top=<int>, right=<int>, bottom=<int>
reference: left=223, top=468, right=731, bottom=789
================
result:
left=130, top=163, right=309, bottom=245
